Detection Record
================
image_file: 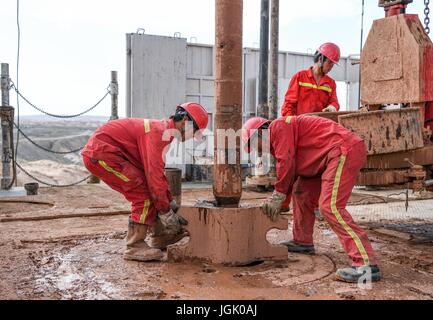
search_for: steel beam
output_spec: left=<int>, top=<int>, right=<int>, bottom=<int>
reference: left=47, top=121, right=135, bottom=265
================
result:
left=364, top=144, right=433, bottom=169
left=357, top=169, right=409, bottom=186
left=338, top=108, right=424, bottom=155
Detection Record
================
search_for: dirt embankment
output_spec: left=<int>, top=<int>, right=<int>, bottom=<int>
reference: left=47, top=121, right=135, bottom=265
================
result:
left=0, top=119, right=105, bottom=186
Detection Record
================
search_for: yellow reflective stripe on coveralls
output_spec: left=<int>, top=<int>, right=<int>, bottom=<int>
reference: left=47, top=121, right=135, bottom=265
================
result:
left=331, top=155, right=370, bottom=265
left=298, top=81, right=332, bottom=93
left=285, top=116, right=293, bottom=123
left=140, top=199, right=151, bottom=224
left=97, top=160, right=130, bottom=182
left=143, top=119, right=151, bottom=133
left=140, top=119, right=151, bottom=223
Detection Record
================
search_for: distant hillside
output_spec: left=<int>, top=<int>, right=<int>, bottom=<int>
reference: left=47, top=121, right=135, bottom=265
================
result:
left=0, top=119, right=104, bottom=165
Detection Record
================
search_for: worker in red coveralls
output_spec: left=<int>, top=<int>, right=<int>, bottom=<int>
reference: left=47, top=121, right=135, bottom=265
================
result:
left=279, top=42, right=341, bottom=213
left=242, top=115, right=381, bottom=283
left=82, top=103, right=208, bottom=262
left=281, top=42, right=341, bottom=116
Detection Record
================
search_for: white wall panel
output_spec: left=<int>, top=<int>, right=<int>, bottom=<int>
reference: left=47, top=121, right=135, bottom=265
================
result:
left=129, top=34, right=187, bottom=119
left=127, top=34, right=361, bottom=165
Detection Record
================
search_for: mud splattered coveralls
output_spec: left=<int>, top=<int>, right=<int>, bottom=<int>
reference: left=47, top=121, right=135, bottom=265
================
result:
left=280, top=67, right=340, bottom=210
left=271, top=115, right=377, bottom=266
left=82, top=118, right=175, bottom=226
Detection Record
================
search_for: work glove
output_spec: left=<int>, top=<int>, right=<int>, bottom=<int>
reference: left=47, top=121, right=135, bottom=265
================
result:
left=322, top=105, right=337, bottom=112
left=170, top=199, right=179, bottom=213
left=262, top=191, right=286, bottom=221
left=158, top=209, right=188, bottom=235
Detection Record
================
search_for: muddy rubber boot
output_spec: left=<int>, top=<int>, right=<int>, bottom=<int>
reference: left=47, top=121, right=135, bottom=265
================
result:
left=335, top=265, right=381, bottom=283
left=149, top=219, right=188, bottom=250
left=280, top=240, right=315, bottom=254
left=123, top=219, right=163, bottom=262
left=149, top=231, right=188, bottom=250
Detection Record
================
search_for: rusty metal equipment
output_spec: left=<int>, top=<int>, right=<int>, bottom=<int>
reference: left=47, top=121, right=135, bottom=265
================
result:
left=168, top=205, right=287, bottom=266
left=168, top=0, right=287, bottom=266
left=404, top=159, right=427, bottom=191
left=213, top=0, right=243, bottom=207
left=309, top=2, right=433, bottom=190
left=361, top=11, right=433, bottom=108
left=246, top=0, right=279, bottom=190
left=378, top=0, right=413, bottom=17
left=341, top=1, right=433, bottom=189
left=338, top=108, right=424, bottom=155
left=257, top=0, right=270, bottom=119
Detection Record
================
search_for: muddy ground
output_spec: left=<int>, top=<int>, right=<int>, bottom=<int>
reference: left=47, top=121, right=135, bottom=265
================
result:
left=1, top=184, right=433, bottom=300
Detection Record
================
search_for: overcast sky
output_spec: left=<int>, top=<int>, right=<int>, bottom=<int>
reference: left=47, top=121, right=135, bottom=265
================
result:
left=0, top=0, right=428, bottom=117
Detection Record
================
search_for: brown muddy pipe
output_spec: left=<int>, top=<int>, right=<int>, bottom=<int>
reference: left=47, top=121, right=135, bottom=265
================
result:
left=257, top=0, right=269, bottom=119
left=213, top=0, right=243, bottom=207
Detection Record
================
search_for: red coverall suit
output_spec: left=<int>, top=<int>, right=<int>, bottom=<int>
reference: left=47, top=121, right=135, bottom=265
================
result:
left=281, top=67, right=340, bottom=116
left=280, top=67, right=340, bottom=210
left=82, top=118, right=175, bottom=226
left=271, top=115, right=376, bottom=266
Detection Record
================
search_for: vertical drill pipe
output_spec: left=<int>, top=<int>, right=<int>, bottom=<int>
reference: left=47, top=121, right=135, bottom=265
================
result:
left=110, top=71, right=119, bottom=120
left=268, top=0, right=279, bottom=120
left=257, top=0, right=270, bottom=118
left=358, top=0, right=364, bottom=108
left=214, top=0, right=243, bottom=206
left=1, top=63, right=12, bottom=189
left=268, top=0, right=279, bottom=177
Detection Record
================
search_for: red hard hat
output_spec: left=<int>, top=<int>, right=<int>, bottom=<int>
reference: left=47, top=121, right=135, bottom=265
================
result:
left=317, top=42, right=340, bottom=65
left=242, top=117, right=271, bottom=153
left=177, top=102, right=208, bottom=130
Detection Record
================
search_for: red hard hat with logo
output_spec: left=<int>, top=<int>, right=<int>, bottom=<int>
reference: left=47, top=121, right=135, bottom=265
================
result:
left=317, top=42, right=340, bottom=65
left=242, top=117, right=271, bottom=153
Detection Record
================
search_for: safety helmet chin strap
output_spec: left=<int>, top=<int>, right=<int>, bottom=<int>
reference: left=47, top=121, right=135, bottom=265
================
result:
left=248, top=123, right=270, bottom=151
left=319, top=55, right=325, bottom=76
left=257, top=123, right=270, bottom=143
left=314, top=51, right=326, bottom=76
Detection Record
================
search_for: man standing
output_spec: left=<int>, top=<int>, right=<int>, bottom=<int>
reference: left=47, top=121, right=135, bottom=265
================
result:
left=242, top=115, right=381, bottom=283
left=82, top=103, right=208, bottom=262
left=280, top=42, right=341, bottom=211
left=281, top=42, right=341, bottom=117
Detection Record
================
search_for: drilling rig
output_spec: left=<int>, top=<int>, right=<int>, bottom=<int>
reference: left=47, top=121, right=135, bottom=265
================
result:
left=326, top=0, right=433, bottom=191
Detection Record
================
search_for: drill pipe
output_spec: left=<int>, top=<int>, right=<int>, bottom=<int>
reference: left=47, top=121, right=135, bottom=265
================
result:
left=213, top=0, right=243, bottom=207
